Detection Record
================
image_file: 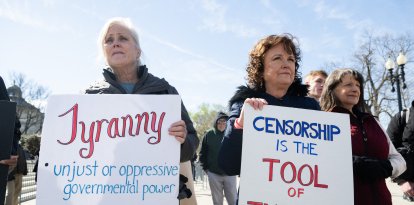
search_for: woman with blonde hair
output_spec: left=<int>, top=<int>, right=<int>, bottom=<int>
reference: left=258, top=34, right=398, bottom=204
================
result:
left=85, top=17, right=199, bottom=204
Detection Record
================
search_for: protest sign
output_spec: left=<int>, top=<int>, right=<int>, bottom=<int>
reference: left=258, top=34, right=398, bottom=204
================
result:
left=238, top=105, right=353, bottom=205
left=37, top=95, right=181, bottom=205
left=0, top=101, right=16, bottom=204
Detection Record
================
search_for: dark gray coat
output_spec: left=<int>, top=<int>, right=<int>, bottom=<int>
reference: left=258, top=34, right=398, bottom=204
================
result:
left=85, top=65, right=199, bottom=162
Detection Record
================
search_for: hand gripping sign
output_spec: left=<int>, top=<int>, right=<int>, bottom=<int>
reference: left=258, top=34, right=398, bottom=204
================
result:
left=238, top=105, right=353, bottom=205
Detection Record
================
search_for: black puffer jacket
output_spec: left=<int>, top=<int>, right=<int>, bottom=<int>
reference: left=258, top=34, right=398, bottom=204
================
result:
left=218, top=86, right=320, bottom=175
left=85, top=65, right=199, bottom=162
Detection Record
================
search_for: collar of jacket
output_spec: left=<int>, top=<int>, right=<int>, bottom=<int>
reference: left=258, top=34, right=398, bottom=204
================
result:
left=330, top=106, right=371, bottom=121
left=102, top=65, right=171, bottom=94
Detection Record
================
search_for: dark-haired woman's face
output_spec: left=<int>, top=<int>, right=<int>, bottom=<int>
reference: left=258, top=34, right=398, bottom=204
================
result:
left=263, top=44, right=296, bottom=91
left=333, top=74, right=360, bottom=111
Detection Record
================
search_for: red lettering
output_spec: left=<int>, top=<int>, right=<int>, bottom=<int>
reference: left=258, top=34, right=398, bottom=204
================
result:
left=78, top=121, right=95, bottom=158
left=95, top=119, right=109, bottom=142
left=148, top=112, right=165, bottom=144
left=261, top=158, right=328, bottom=189
left=298, top=164, right=313, bottom=186
left=262, top=158, right=280, bottom=181
left=121, top=115, right=133, bottom=137
left=135, top=113, right=150, bottom=136
left=57, top=103, right=78, bottom=145
left=108, top=118, right=120, bottom=138
left=314, top=165, right=328, bottom=188
left=281, top=161, right=296, bottom=183
left=56, top=103, right=167, bottom=158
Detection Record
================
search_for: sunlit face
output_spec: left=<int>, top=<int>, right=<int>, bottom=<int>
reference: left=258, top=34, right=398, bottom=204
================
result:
left=263, top=44, right=296, bottom=91
left=103, top=24, right=140, bottom=70
left=216, top=118, right=227, bottom=132
left=307, top=75, right=326, bottom=99
left=333, top=74, right=361, bottom=111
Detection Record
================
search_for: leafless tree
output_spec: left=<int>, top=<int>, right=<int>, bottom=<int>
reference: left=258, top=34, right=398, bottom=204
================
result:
left=352, top=31, right=413, bottom=121
left=190, top=103, right=226, bottom=151
left=8, top=72, right=49, bottom=135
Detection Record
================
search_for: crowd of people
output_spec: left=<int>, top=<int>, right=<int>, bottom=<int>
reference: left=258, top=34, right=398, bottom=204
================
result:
left=1, top=16, right=413, bottom=205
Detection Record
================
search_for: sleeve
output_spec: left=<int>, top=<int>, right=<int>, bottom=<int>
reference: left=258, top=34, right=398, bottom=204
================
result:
left=180, top=100, right=199, bottom=162
left=378, top=119, right=407, bottom=177
left=167, top=86, right=200, bottom=163
left=198, top=132, right=209, bottom=170
left=386, top=112, right=404, bottom=148
left=218, top=101, right=243, bottom=176
left=11, top=115, right=22, bottom=155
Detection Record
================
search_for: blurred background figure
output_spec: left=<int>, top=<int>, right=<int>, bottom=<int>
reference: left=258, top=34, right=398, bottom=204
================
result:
left=387, top=100, right=414, bottom=202
left=304, top=69, right=328, bottom=102
left=200, top=112, right=237, bottom=205
left=0, top=76, right=21, bottom=205
left=5, top=144, right=27, bottom=205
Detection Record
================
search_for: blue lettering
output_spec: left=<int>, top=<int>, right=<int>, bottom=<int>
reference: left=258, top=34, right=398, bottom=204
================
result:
left=253, top=116, right=264, bottom=131
left=265, top=117, right=275, bottom=133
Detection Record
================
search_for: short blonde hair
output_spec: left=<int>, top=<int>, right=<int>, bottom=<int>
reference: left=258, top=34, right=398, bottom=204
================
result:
left=304, top=70, right=328, bottom=84
left=97, top=17, right=141, bottom=64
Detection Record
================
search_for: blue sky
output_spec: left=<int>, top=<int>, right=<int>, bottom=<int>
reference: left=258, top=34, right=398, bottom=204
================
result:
left=1, top=0, right=413, bottom=112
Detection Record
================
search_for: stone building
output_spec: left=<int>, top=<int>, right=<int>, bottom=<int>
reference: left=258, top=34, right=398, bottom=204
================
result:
left=7, top=85, right=44, bottom=135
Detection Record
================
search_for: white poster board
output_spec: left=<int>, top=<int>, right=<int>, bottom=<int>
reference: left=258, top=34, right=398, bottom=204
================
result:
left=238, top=105, right=353, bottom=205
left=37, top=95, right=181, bottom=205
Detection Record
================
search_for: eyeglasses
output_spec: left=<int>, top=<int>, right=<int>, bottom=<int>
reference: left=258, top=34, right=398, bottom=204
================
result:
left=217, top=120, right=227, bottom=124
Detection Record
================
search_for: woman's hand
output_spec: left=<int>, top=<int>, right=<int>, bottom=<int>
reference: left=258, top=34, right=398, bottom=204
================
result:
left=400, top=181, right=414, bottom=197
left=0, top=155, right=18, bottom=167
left=237, top=98, right=268, bottom=128
left=169, top=120, right=187, bottom=144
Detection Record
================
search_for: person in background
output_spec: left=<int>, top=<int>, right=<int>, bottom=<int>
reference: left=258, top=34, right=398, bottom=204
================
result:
left=218, top=34, right=320, bottom=177
left=0, top=76, right=21, bottom=204
left=387, top=100, right=414, bottom=202
left=320, top=68, right=406, bottom=205
left=32, top=148, right=39, bottom=182
left=84, top=17, right=199, bottom=204
left=304, top=70, right=327, bottom=102
left=190, top=153, right=197, bottom=181
left=5, top=145, right=27, bottom=205
left=199, top=112, right=237, bottom=205
left=0, top=76, right=19, bottom=162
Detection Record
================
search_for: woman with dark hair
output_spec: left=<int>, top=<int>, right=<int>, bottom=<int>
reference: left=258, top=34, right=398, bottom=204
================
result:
left=218, top=34, right=320, bottom=176
left=320, top=68, right=406, bottom=205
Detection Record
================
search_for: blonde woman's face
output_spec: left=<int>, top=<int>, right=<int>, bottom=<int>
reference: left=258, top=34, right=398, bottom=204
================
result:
left=263, top=44, right=296, bottom=91
left=103, top=24, right=140, bottom=70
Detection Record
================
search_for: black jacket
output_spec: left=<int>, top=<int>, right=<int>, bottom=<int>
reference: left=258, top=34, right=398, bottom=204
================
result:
left=0, top=76, right=21, bottom=156
left=218, top=86, right=320, bottom=175
left=387, top=100, right=414, bottom=181
left=85, top=65, right=199, bottom=162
